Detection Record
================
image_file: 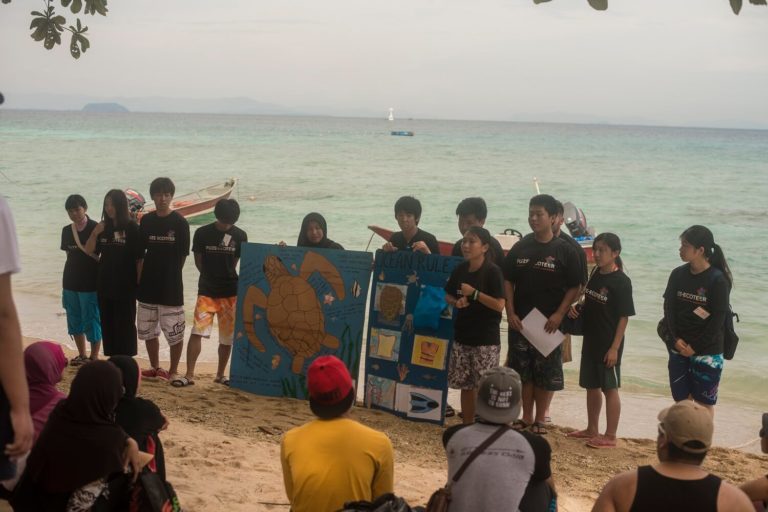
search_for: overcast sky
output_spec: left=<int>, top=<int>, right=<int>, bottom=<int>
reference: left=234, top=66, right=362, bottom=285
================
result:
left=1, top=0, right=766, bottom=127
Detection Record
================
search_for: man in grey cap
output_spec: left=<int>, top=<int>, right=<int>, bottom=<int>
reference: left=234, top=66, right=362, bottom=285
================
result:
left=441, top=367, right=555, bottom=512
left=593, top=400, right=753, bottom=512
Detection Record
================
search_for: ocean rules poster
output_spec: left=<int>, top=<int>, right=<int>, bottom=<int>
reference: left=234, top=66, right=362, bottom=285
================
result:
left=231, top=243, right=372, bottom=399
left=364, top=249, right=462, bottom=425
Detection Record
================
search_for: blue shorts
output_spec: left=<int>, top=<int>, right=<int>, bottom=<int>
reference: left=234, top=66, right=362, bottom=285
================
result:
left=62, top=290, right=102, bottom=343
left=668, top=351, right=723, bottom=406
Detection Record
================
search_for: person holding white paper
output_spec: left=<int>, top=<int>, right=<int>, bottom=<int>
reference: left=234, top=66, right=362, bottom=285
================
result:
left=502, top=194, right=581, bottom=435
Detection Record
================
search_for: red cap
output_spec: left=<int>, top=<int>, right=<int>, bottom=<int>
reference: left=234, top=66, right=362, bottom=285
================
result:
left=308, top=356, right=353, bottom=406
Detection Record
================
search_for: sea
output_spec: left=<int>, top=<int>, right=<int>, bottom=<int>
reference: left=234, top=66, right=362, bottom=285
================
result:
left=1, top=110, right=766, bottom=447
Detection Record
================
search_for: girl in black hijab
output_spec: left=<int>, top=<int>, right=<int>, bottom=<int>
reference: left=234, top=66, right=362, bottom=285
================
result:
left=109, top=355, right=168, bottom=480
left=11, top=361, right=140, bottom=511
left=296, top=212, right=344, bottom=250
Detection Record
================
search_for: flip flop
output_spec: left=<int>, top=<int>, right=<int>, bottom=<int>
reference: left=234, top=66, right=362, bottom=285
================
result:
left=214, top=376, right=230, bottom=386
left=170, top=376, right=194, bottom=387
left=566, top=429, right=598, bottom=439
left=587, top=436, right=617, bottom=449
left=512, top=420, right=531, bottom=431
left=445, top=405, right=456, bottom=418
left=531, top=422, right=548, bottom=435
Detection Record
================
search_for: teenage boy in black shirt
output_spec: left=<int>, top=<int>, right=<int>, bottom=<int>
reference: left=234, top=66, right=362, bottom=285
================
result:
left=60, top=194, right=101, bottom=364
left=450, top=197, right=505, bottom=269
left=137, top=177, right=190, bottom=382
left=382, top=196, right=440, bottom=255
left=503, top=194, right=581, bottom=435
left=179, top=199, right=247, bottom=387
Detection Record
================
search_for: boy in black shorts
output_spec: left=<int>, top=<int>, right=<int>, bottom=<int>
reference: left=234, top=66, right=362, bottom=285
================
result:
left=503, top=194, right=581, bottom=434
left=137, top=177, right=190, bottom=382
left=382, top=196, right=439, bottom=255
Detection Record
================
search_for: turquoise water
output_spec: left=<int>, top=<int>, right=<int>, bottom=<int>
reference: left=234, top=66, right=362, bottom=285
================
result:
left=1, top=110, right=766, bottom=410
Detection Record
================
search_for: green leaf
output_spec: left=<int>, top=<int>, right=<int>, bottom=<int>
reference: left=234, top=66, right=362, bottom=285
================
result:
left=83, top=0, right=107, bottom=16
left=61, top=0, right=71, bottom=7
left=71, top=0, right=82, bottom=14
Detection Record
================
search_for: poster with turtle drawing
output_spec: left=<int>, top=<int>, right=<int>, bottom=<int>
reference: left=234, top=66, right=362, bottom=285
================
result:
left=231, top=243, right=373, bottom=399
left=364, top=249, right=462, bottom=425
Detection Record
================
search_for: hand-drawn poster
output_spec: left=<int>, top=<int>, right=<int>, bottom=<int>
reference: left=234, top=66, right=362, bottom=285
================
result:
left=231, top=243, right=373, bottom=399
left=364, top=250, right=462, bottom=425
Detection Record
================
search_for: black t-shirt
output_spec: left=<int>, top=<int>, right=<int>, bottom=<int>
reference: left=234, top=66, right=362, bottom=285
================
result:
left=663, top=264, right=729, bottom=355
left=137, top=211, right=190, bottom=306
left=60, top=219, right=98, bottom=292
left=581, top=270, right=635, bottom=363
left=95, top=222, right=142, bottom=299
left=192, top=223, right=248, bottom=298
left=502, top=235, right=582, bottom=318
left=445, top=260, right=505, bottom=346
left=390, top=228, right=440, bottom=255
left=558, top=231, right=588, bottom=285
left=451, top=236, right=506, bottom=269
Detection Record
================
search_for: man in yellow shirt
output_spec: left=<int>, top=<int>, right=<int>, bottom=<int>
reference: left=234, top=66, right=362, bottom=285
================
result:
left=281, top=356, right=394, bottom=512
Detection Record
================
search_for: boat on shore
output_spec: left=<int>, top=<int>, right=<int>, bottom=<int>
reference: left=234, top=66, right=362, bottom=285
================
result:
left=367, top=225, right=521, bottom=257
left=368, top=224, right=594, bottom=263
left=138, top=178, right=237, bottom=220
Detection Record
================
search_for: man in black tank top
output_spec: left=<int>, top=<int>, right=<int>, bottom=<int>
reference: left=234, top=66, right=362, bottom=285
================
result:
left=592, top=401, right=753, bottom=512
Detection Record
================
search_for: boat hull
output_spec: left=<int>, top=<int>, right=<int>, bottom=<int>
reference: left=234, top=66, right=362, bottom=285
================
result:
left=140, top=179, right=236, bottom=220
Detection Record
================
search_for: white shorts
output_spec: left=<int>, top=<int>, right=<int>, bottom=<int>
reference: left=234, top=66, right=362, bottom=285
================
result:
left=137, top=302, right=185, bottom=346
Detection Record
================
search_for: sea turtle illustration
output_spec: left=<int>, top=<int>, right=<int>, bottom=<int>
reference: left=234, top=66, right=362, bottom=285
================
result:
left=378, top=285, right=404, bottom=322
left=242, top=251, right=346, bottom=374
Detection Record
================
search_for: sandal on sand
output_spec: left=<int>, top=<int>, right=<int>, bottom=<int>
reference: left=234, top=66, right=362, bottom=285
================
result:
left=587, top=436, right=617, bottom=449
left=512, top=420, right=531, bottom=431
left=445, top=405, right=456, bottom=418
left=566, top=429, right=597, bottom=439
left=69, top=355, right=89, bottom=367
left=213, top=376, right=230, bottom=386
left=531, top=422, right=548, bottom=435
left=170, top=376, right=194, bottom=387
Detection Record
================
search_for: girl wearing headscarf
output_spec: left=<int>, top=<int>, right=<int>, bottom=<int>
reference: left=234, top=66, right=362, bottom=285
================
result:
left=24, top=341, right=68, bottom=442
left=296, top=213, right=344, bottom=250
left=11, top=361, right=140, bottom=511
left=109, top=355, right=168, bottom=480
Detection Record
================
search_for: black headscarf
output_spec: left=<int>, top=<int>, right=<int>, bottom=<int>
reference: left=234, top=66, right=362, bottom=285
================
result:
left=109, top=356, right=166, bottom=478
left=297, top=212, right=344, bottom=250
left=21, top=361, right=127, bottom=493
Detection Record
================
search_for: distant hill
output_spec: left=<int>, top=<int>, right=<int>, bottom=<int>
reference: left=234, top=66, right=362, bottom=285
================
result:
left=82, top=102, right=129, bottom=113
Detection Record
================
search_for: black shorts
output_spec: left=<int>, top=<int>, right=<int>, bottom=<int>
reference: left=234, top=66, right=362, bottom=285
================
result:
left=506, top=331, right=564, bottom=391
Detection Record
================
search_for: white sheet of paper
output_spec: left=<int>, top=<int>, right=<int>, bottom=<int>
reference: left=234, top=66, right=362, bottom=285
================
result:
left=521, top=308, right=565, bottom=358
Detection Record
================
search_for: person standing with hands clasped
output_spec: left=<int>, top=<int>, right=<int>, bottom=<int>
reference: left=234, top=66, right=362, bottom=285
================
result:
left=445, top=226, right=506, bottom=424
left=137, top=178, right=190, bottom=383
left=566, top=233, right=634, bottom=448
left=663, top=225, right=732, bottom=413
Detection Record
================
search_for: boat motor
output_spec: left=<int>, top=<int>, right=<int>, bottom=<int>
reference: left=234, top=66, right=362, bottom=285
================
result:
left=124, top=189, right=146, bottom=220
left=563, top=201, right=590, bottom=238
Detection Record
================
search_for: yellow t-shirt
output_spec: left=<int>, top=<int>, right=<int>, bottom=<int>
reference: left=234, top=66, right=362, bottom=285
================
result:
left=280, top=417, right=394, bottom=512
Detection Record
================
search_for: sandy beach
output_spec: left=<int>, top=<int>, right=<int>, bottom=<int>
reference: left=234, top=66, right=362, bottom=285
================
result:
left=11, top=336, right=762, bottom=512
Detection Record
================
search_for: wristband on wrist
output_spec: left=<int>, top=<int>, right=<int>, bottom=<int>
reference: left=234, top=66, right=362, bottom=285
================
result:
left=471, top=289, right=480, bottom=302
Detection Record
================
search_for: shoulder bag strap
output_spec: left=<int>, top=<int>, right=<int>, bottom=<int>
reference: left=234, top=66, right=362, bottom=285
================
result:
left=71, top=223, right=99, bottom=261
left=450, top=425, right=509, bottom=484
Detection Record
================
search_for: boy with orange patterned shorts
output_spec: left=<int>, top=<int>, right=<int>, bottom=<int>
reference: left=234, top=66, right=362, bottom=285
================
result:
left=175, top=199, right=247, bottom=387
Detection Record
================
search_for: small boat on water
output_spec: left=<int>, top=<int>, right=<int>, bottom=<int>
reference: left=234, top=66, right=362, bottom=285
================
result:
left=367, top=225, right=521, bottom=257
left=138, top=178, right=237, bottom=220
left=391, top=131, right=414, bottom=137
